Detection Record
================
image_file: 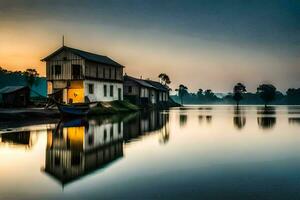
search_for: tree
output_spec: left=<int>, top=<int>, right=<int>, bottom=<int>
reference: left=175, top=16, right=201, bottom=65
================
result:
left=175, top=84, right=188, bottom=105
left=232, top=83, right=246, bottom=106
left=197, top=88, right=203, bottom=99
left=23, top=68, right=39, bottom=88
left=257, top=84, right=276, bottom=107
left=158, top=73, right=171, bottom=85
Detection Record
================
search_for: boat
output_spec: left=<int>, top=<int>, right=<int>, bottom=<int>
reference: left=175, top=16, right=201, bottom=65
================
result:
left=55, top=101, right=90, bottom=116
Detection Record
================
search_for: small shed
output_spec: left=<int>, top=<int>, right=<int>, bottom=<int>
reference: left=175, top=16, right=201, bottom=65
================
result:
left=0, top=86, right=30, bottom=107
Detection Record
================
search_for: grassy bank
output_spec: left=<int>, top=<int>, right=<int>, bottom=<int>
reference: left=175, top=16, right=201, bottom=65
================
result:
left=88, top=100, right=140, bottom=115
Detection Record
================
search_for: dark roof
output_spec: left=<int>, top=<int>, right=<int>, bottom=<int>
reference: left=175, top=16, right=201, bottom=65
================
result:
left=124, top=75, right=156, bottom=89
left=145, top=80, right=170, bottom=92
left=41, top=46, right=123, bottom=67
left=0, top=86, right=28, bottom=94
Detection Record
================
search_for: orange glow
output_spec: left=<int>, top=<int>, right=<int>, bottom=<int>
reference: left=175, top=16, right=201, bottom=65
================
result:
left=67, top=81, right=84, bottom=103
left=66, top=126, right=84, bottom=150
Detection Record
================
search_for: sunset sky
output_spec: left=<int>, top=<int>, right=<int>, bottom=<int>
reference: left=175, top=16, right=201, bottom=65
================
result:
left=0, top=0, right=299, bottom=92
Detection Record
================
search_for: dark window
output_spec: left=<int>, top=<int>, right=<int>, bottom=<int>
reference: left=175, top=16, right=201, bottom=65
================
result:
left=109, top=68, right=112, bottom=79
left=104, top=129, right=107, bottom=141
left=110, top=85, right=114, bottom=97
left=128, top=86, right=133, bottom=93
left=104, top=85, right=107, bottom=97
left=118, top=122, right=121, bottom=134
left=54, top=65, right=61, bottom=76
left=88, top=84, right=94, bottom=94
left=110, top=127, right=113, bottom=138
left=72, top=64, right=81, bottom=79
left=88, top=134, right=94, bottom=145
left=103, top=68, right=105, bottom=78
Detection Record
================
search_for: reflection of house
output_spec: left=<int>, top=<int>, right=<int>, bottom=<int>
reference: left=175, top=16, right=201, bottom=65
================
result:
left=0, top=86, right=30, bottom=107
left=0, top=131, right=37, bottom=148
left=43, top=119, right=123, bottom=185
left=123, top=111, right=168, bottom=142
left=123, top=75, right=169, bottom=106
left=42, top=46, right=124, bottom=103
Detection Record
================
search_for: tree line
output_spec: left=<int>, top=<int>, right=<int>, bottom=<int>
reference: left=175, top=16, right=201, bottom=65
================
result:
left=174, top=83, right=300, bottom=106
left=0, top=67, right=39, bottom=88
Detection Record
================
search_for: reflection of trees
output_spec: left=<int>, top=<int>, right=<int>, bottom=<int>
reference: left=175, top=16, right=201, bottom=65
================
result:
left=206, top=115, right=212, bottom=123
left=257, top=107, right=277, bottom=129
left=179, top=114, right=188, bottom=127
left=198, top=115, right=203, bottom=124
left=233, top=107, right=246, bottom=130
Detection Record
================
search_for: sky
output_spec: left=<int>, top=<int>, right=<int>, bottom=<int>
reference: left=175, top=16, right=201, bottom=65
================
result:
left=0, top=0, right=299, bottom=92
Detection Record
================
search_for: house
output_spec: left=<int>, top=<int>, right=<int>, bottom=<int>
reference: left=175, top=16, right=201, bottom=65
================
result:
left=145, top=79, right=170, bottom=103
left=0, top=86, right=30, bottom=107
left=43, top=118, right=123, bottom=185
left=123, top=75, right=170, bottom=106
left=42, top=46, right=124, bottom=103
left=123, top=75, right=157, bottom=105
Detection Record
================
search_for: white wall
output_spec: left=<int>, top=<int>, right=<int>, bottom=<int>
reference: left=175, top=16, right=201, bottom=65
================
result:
left=84, top=121, right=123, bottom=151
left=84, top=80, right=123, bottom=102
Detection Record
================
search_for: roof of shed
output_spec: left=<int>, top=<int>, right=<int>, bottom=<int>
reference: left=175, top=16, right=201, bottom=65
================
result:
left=41, top=46, right=123, bottom=67
left=144, top=80, right=170, bottom=92
left=0, top=86, right=28, bottom=94
left=124, top=75, right=156, bottom=89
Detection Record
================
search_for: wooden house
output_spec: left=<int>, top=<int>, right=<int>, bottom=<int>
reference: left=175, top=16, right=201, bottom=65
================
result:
left=123, top=75, right=170, bottom=106
left=0, top=86, right=30, bottom=107
left=42, top=46, right=124, bottom=103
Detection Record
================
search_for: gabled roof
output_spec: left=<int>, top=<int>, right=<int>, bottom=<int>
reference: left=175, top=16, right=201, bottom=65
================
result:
left=145, top=80, right=170, bottom=92
left=124, top=75, right=156, bottom=89
left=0, top=86, right=28, bottom=94
left=41, top=46, right=123, bottom=67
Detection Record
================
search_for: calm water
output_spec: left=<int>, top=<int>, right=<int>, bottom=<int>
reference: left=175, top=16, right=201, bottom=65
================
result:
left=1, top=106, right=300, bottom=200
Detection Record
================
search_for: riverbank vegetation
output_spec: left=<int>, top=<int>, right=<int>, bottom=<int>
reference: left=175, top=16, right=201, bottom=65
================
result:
left=172, top=83, right=300, bottom=105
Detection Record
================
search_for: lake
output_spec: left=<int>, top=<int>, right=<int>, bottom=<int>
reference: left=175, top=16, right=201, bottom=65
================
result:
left=0, top=105, right=300, bottom=200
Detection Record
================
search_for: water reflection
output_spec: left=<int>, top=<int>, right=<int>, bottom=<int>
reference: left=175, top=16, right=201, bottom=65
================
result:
left=257, top=107, right=277, bottom=129
left=233, top=107, right=246, bottom=130
left=43, top=118, right=123, bottom=186
left=42, top=110, right=169, bottom=186
left=0, top=131, right=38, bottom=149
left=288, top=118, right=300, bottom=125
left=179, top=114, right=188, bottom=127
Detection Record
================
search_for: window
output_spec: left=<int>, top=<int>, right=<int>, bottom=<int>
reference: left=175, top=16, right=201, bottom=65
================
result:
left=118, top=122, right=121, bottom=134
left=103, top=68, right=105, bottom=78
left=110, top=127, right=113, bottom=138
left=88, top=135, right=94, bottom=145
left=88, top=84, right=94, bottom=94
left=54, top=65, right=61, bottom=76
left=109, top=68, right=112, bottom=79
left=104, top=85, right=107, bottom=97
left=103, top=129, right=107, bottom=141
left=110, top=85, right=114, bottom=97
left=72, top=64, right=81, bottom=79
left=128, top=86, right=133, bottom=93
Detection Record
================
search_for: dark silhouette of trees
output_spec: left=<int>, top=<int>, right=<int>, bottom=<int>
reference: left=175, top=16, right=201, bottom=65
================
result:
left=175, top=84, right=188, bottom=105
left=286, top=88, right=300, bottom=104
left=204, top=89, right=218, bottom=101
left=197, top=89, right=203, bottom=99
left=257, top=84, right=276, bottom=107
left=233, top=83, right=246, bottom=106
left=158, top=73, right=171, bottom=85
left=23, top=68, right=39, bottom=88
